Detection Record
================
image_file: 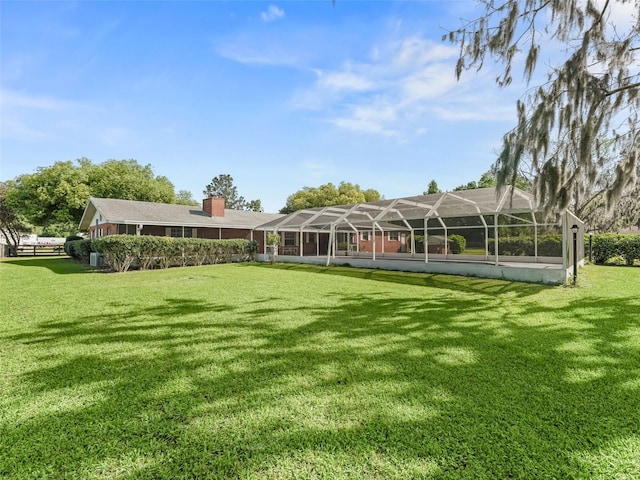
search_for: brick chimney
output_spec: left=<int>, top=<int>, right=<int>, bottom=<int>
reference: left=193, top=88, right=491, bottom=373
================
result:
left=203, top=197, right=225, bottom=217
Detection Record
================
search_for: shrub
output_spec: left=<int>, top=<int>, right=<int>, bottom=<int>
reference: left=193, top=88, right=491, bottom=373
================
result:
left=488, top=234, right=562, bottom=257
left=537, top=235, right=563, bottom=257
left=92, top=235, right=258, bottom=272
left=64, top=236, right=84, bottom=256
left=592, top=234, right=640, bottom=265
left=448, top=234, right=466, bottom=254
left=65, top=239, right=94, bottom=262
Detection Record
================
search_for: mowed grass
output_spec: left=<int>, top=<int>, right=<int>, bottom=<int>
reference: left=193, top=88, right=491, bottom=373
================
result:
left=1, top=258, right=639, bottom=479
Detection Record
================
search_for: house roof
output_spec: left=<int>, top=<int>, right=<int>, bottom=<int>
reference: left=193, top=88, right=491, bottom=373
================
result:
left=256, top=186, right=541, bottom=232
left=79, top=197, right=283, bottom=230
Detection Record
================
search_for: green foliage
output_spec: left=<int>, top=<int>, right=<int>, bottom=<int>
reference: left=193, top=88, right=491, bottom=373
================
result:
left=489, top=234, right=563, bottom=257
left=88, top=159, right=176, bottom=204
left=423, top=180, right=441, bottom=195
left=63, top=235, right=84, bottom=256
left=448, top=234, right=466, bottom=254
left=10, top=161, right=91, bottom=227
left=92, top=235, right=258, bottom=272
left=8, top=158, right=179, bottom=230
left=175, top=190, right=199, bottom=206
left=280, top=181, right=382, bottom=213
left=591, top=234, right=640, bottom=266
left=64, top=239, right=94, bottom=261
left=455, top=168, right=531, bottom=192
left=0, top=182, right=31, bottom=255
left=266, top=233, right=281, bottom=246
left=203, top=174, right=262, bottom=211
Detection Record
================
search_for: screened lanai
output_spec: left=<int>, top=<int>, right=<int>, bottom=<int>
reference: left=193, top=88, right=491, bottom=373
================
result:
left=256, top=187, right=584, bottom=284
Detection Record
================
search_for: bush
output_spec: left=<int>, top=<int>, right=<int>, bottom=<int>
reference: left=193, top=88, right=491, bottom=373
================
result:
left=449, top=234, right=466, bottom=254
left=65, top=239, right=94, bottom=262
left=92, top=235, right=258, bottom=272
left=488, top=234, right=562, bottom=257
left=592, top=234, right=640, bottom=265
left=64, top=236, right=84, bottom=256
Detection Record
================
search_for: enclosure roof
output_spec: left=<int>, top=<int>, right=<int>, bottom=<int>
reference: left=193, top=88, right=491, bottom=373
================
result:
left=256, top=187, right=537, bottom=231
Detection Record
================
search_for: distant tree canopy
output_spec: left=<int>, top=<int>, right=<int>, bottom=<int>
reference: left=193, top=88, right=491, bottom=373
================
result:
left=424, top=180, right=441, bottom=195
left=7, top=158, right=181, bottom=235
left=454, top=168, right=531, bottom=192
left=280, top=182, right=381, bottom=214
left=449, top=0, right=639, bottom=214
left=203, top=174, right=262, bottom=212
left=175, top=190, right=199, bottom=206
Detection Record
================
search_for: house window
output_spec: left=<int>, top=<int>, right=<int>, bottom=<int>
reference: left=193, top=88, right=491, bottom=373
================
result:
left=388, top=231, right=400, bottom=241
left=284, top=232, right=296, bottom=246
left=361, top=231, right=371, bottom=241
left=305, top=232, right=316, bottom=243
left=183, top=228, right=192, bottom=238
left=170, top=227, right=182, bottom=238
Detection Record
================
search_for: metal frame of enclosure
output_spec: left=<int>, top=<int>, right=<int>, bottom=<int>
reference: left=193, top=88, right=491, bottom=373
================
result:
left=256, top=187, right=584, bottom=284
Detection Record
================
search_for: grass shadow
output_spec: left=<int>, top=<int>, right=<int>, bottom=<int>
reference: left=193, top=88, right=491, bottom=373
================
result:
left=251, top=261, right=552, bottom=297
left=2, top=264, right=639, bottom=478
left=1, top=256, right=92, bottom=274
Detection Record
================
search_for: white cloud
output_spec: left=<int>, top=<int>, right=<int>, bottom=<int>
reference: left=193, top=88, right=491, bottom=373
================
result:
left=261, top=5, right=285, bottom=23
left=291, top=35, right=519, bottom=138
left=0, top=88, right=82, bottom=110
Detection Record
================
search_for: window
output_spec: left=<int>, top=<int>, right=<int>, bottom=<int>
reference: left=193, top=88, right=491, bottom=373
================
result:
left=183, top=228, right=193, bottom=238
left=170, top=227, right=182, bottom=238
left=388, top=231, right=400, bottom=241
left=305, top=232, right=316, bottom=243
left=360, top=231, right=371, bottom=241
left=284, top=232, right=296, bottom=246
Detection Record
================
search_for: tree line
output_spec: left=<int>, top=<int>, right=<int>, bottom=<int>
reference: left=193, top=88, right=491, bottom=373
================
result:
left=2, top=156, right=637, bottom=257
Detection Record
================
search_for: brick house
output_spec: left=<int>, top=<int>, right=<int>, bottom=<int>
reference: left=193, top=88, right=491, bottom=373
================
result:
left=78, top=197, right=283, bottom=252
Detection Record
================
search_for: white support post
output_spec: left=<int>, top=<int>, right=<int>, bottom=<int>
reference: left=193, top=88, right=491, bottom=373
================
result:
left=263, top=230, right=267, bottom=255
left=372, top=222, right=376, bottom=261
left=424, top=217, right=429, bottom=263
left=299, top=230, right=304, bottom=257
left=532, top=212, right=538, bottom=262
left=479, top=215, right=488, bottom=261
left=494, top=214, right=499, bottom=266
left=326, top=224, right=334, bottom=266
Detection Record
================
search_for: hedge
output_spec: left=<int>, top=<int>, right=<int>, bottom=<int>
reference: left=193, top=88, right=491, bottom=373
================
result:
left=91, top=235, right=258, bottom=272
left=65, top=239, right=94, bottom=262
left=590, top=234, right=640, bottom=266
left=488, top=234, right=562, bottom=257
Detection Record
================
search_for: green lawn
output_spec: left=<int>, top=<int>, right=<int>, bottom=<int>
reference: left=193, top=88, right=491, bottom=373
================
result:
left=1, top=258, right=639, bottom=479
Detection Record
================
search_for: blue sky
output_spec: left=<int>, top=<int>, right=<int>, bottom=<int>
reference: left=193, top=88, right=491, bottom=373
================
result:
left=2, top=0, right=528, bottom=212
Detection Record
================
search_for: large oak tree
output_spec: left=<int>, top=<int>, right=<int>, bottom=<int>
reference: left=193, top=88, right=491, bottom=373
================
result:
left=449, top=0, right=639, bottom=214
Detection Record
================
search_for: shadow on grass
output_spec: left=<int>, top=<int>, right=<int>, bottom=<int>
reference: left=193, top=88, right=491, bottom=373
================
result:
left=2, top=278, right=639, bottom=478
left=1, top=256, right=92, bottom=274
left=249, top=262, right=552, bottom=297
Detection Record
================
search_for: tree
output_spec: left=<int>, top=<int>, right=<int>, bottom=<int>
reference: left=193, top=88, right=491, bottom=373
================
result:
left=424, top=180, right=442, bottom=195
left=11, top=161, right=91, bottom=229
left=9, top=158, right=179, bottom=235
left=87, top=159, right=176, bottom=204
left=175, top=190, right=199, bottom=206
left=203, top=174, right=262, bottom=212
left=280, top=182, right=382, bottom=213
left=448, top=0, right=639, bottom=214
left=454, top=168, right=531, bottom=191
left=573, top=147, right=640, bottom=232
left=0, top=182, right=31, bottom=256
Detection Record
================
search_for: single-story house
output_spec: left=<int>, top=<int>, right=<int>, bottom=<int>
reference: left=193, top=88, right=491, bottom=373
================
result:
left=78, top=197, right=284, bottom=252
